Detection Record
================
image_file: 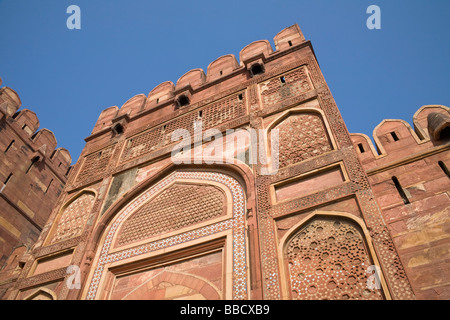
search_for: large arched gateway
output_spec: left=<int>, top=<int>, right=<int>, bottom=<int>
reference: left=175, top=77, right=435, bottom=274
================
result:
left=83, top=170, right=249, bottom=300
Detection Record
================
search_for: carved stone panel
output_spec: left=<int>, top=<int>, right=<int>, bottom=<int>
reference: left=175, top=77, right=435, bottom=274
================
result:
left=285, top=216, right=383, bottom=300
left=116, top=183, right=226, bottom=247
left=50, top=192, right=95, bottom=244
left=272, top=112, right=333, bottom=169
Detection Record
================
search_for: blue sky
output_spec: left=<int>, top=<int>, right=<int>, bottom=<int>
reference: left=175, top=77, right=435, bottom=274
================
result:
left=0, top=0, right=449, bottom=163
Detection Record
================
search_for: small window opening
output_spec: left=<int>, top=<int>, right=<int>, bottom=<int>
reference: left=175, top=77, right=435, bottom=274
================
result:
left=219, top=70, right=223, bottom=76
left=250, top=64, right=264, bottom=76
left=392, top=176, right=410, bottom=204
left=439, top=127, right=450, bottom=140
left=5, top=140, right=15, bottom=153
left=280, top=76, right=286, bottom=84
left=177, top=95, right=190, bottom=107
left=18, top=261, right=25, bottom=269
left=357, top=143, right=365, bottom=153
left=288, top=40, right=293, bottom=47
left=4, top=173, right=13, bottom=185
left=98, top=151, right=102, bottom=157
left=127, top=138, right=133, bottom=148
left=22, top=124, right=28, bottom=130
left=113, top=123, right=124, bottom=135
left=12, top=112, right=20, bottom=119
left=390, top=132, right=399, bottom=141
left=65, top=166, right=72, bottom=177
left=50, top=149, right=57, bottom=160
left=438, top=161, right=450, bottom=179
left=26, top=156, right=40, bottom=174
left=198, top=110, right=203, bottom=118
left=156, top=98, right=160, bottom=104
left=238, top=94, right=243, bottom=101
left=45, top=179, right=53, bottom=193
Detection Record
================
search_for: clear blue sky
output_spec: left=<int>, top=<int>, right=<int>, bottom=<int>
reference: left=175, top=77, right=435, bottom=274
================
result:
left=1, top=0, right=449, bottom=163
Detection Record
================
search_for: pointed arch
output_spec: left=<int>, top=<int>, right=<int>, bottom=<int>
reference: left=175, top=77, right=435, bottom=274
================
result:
left=118, top=270, right=221, bottom=300
left=23, top=287, right=57, bottom=300
left=89, top=162, right=255, bottom=250
left=278, top=211, right=391, bottom=300
left=265, top=107, right=336, bottom=171
left=45, top=189, right=97, bottom=245
left=81, top=164, right=254, bottom=300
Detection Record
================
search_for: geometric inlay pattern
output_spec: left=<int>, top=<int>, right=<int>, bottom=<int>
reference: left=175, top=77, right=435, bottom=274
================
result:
left=50, top=192, right=95, bottom=244
left=85, top=171, right=247, bottom=300
left=286, top=216, right=383, bottom=300
left=116, top=183, right=226, bottom=247
left=274, top=113, right=333, bottom=169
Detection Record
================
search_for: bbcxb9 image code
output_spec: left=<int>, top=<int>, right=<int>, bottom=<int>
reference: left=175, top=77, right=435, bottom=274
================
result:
left=224, top=304, right=269, bottom=315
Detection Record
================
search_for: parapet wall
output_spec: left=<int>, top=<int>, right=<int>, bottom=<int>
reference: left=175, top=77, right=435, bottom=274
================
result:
left=89, top=24, right=307, bottom=137
left=0, top=83, right=72, bottom=173
left=351, top=105, right=450, bottom=299
left=351, top=105, right=450, bottom=171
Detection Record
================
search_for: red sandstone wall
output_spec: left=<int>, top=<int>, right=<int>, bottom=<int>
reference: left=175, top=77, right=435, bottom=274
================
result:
left=0, top=81, right=72, bottom=298
left=351, top=105, right=450, bottom=299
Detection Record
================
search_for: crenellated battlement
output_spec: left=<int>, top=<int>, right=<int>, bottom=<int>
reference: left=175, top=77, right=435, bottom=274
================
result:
left=0, top=77, right=72, bottom=277
left=89, top=24, right=307, bottom=137
left=0, top=86, right=72, bottom=175
left=0, top=77, right=72, bottom=190
left=351, top=105, right=450, bottom=170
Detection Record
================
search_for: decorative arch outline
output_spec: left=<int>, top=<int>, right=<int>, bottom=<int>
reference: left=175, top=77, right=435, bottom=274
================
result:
left=266, top=107, right=337, bottom=148
left=44, top=189, right=97, bottom=246
left=82, top=170, right=249, bottom=300
left=264, top=107, right=337, bottom=173
left=120, top=270, right=222, bottom=300
left=277, top=211, right=391, bottom=300
left=23, top=287, right=57, bottom=300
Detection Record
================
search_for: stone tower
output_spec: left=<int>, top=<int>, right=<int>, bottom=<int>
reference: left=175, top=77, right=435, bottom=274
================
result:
left=3, top=24, right=448, bottom=300
left=0, top=78, right=72, bottom=298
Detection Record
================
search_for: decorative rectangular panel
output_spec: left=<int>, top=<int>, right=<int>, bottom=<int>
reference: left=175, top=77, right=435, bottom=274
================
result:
left=274, top=165, right=345, bottom=203
left=260, top=66, right=313, bottom=108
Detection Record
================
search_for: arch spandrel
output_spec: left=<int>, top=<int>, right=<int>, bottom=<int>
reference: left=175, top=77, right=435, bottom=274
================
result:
left=113, top=181, right=229, bottom=250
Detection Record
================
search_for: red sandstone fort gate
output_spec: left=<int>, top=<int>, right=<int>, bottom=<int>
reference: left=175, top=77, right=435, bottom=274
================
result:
left=1, top=24, right=449, bottom=300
